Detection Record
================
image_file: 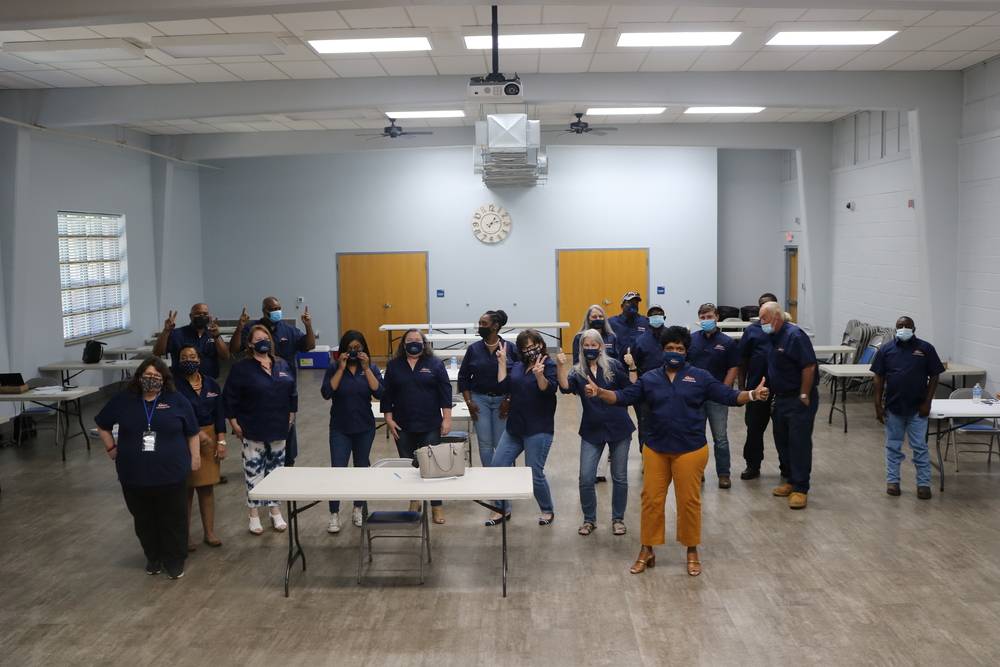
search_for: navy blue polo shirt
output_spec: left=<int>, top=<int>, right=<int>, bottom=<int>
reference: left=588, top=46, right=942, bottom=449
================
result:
left=321, top=362, right=385, bottom=434
left=738, top=321, right=771, bottom=389
left=499, top=358, right=558, bottom=437
left=457, top=337, right=518, bottom=395
left=571, top=331, right=618, bottom=364
left=765, top=323, right=819, bottom=394
left=222, top=358, right=298, bottom=442
left=613, top=362, right=741, bottom=454
left=630, top=327, right=666, bottom=375
left=608, top=313, right=649, bottom=358
left=176, top=375, right=226, bottom=434
left=561, top=359, right=635, bottom=443
left=165, top=324, right=223, bottom=379
left=381, top=355, right=452, bottom=432
left=95, top=389, right=200, bottom=487
left=870, top=337, right=945, bottom=416
left=240, top=318, right=309, bottom=379
left=689, top=328, right=741, bottom=384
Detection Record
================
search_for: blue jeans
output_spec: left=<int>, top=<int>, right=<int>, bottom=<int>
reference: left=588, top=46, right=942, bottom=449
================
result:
left=328, top=429, right=375, bottom=513
left=884, top=411, right=930, bottom=487
left=395, top=429, right=442, bottom=507
left=471, top=392, right=509, bottom=513
left=772, top=389, right=819, bottom=493
left=701, top=401, right=731, bottom=477
left=579, top=437, right=630, bottom=523
left=492, top=431, right=554, bottom=514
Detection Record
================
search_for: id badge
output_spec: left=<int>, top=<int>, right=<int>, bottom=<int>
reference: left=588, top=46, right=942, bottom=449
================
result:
left=142, top=430, right=157, bottom=452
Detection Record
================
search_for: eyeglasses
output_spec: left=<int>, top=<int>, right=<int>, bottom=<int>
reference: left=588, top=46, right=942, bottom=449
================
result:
left=700, top=303, right=716, bottom=309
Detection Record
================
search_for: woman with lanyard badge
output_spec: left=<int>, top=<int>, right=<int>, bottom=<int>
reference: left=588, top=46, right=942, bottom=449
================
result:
left=95, top=357, right=200, bottom=580
left=557, top=329, right=635, bottom=536
left=458, top=309, right=518, bottom=525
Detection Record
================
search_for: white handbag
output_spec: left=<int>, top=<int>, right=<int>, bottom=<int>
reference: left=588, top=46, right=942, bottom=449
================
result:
left=414, top=443, right=466, bottom=478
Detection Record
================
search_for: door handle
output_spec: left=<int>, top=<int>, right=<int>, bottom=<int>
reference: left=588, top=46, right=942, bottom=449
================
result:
left=603, top=300, right=611, bottom=305
left=383, top=303, right=392, bottom=308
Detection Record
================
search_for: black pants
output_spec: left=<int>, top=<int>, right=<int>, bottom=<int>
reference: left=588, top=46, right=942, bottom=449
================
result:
left=635, top=401, right=650, bottom=453
left=742, top=395, right=782, bottom=473
left=771, top=388, right=820, bottom=493
left=285, top=422, right=298, bottom=467
left=121, top=481, right=188, bottom=569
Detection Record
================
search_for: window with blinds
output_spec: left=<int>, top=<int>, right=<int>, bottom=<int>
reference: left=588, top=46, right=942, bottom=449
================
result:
left=58, top=212, right=131, bottom=343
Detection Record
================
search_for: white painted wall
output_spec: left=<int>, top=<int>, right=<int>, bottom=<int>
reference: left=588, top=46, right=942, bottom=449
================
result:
left=199, top=145, right=719, bottom=340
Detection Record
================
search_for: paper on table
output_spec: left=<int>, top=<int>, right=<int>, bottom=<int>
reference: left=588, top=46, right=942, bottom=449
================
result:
left=32, top=387, right=65, bottom=395
left=422, top=476, right=458, bottom=482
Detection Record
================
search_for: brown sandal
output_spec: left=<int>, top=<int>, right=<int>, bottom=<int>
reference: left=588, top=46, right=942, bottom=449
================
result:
left=630, top=550, right=655, bottom=574
left=578, top=522, right=596, bottom=535
left=686, top=556, right=701, bottom=576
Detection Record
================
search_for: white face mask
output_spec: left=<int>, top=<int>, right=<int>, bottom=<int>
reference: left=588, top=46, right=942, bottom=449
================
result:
left=896, top=328, right=914, bottom=342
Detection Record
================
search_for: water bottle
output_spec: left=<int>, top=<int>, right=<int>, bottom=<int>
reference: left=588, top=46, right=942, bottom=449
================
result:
left=428, top=322, right=433, bottom=334
left=450, top=355, right=457, bottom=372
left=973, top=383, right=982, bottom=404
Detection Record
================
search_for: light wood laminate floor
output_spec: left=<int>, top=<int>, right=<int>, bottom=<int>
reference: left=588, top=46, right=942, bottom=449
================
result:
left=2, top=369, right=1000, bottom=666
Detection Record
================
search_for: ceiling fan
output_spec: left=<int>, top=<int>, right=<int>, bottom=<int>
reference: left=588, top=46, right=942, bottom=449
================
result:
left=546, top=113, right=618, bottom=137
left=356, top=119, right=434, bottom=139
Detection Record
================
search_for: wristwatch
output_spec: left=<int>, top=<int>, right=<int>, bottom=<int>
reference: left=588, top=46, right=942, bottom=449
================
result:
left=799, top=393, right=808, bottom=399
left=217, top=440, right=227, bottom=446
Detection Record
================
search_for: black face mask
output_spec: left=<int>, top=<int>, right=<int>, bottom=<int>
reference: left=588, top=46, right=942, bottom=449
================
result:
left=478, top=326, right=492, bottom=339
left=523, top=348, right=541, bottom=365
left=192, top=315, right=210, bottom=329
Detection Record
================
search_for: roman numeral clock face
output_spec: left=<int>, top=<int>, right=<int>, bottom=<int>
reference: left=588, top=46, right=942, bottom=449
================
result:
left=471, top=204, right=511, bottom=244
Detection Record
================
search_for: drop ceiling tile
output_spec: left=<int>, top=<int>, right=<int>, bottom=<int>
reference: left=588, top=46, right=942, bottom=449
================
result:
left=208, top=55, right=265, bottom=64
left=493, top=54, right=539, bottom=73
left=863, top=10, right=935, bottom=26
left=26, top=26, right=103, bottom=40
left=148, top=19, right=226, bottom=36
left=916, top=11, right=996, bottom=27
left=115, top=65, right=194, bottom=84
left=262, top=42, right=318, bottom=62
left=123, top=125, right=155, bottom=134
left=317, top=119, right=361, bottom=130
left=474, top=6, right=542, bottom=25
left=339, top=8, right=414, bottom=29
left=776, top=110, right=830, bottom=121
left=150, top=125, right=192, bottom=134
left=87, top=23, right=165, bottom=40
left=739, top=51, right=808, bottom=71
left=207, top=122, right=258, bottom=132
left=639, top=52, right=701, bottom=72
left=243, top=121, right=292, bottom=131
left=926, top=26, right=1000, bottom=51
left=378, top=56, right=437, bottom=76
left=837, top=51, right=910, bottom=70
left=326, top=59, right=387, bottom=77
left=541, top=5, right=610, bottom=28
left=282, top=120, right=326, bottom=130
left=745, top=113, right=791, bottom=122
left=355, top=118, right=392, bottom=129
left=169, top=63, right=242, bottom=82
left=71, top=68, right=148, bottom=86
left=431, top=55, right=489, bottom=75
left=938, top=50, right=998, bottom=69
left=0, top=52, right=54, bottom=71
left=607, top=6, right=677, bottom=24
left=423, top=30, right=467, bottom=57
left=163, top=118, right=199, bottom=125
left=594, top=29, right=624, bottom=53
left=889, top=51, right=972, bottom=69
left=20, top=69, right=99, bottom=87
left=976, top=13, right=1000, bottom=25
left=273, top=11, right=350, bottom=35
left=798, top=9, right=872, bottom=21
left=219, top=61, right=289, bottom=80
left=816, top=111, right=852, bottom=122
left=539, top=53, right=593, bottom=73
left=0, top=30, right=44, bottom=43
left=272, top=60, right=336, bottom=78
left=405, top=5, right=478, bottom=28
left=145, top=50, right=212, bottom=66
left=672, top=7, right=742, bottom=22
left=689, top=51, right=753, bottom=71
left=182, top=124, right=224, bottom=134
left=58, top=61, right=114, bottom=70
left=786, top=51, right=863, bottom=70
left=873, top=27, right=963, bottom=51
left=588, top=53, right=645, bottom=72
left=735, top=8, right=808, bottom=26
left=0, top=71, right=52, bottom=88
left=210, top=15, right=288, bottom=34
left=424, top=118, right=464, bottom=127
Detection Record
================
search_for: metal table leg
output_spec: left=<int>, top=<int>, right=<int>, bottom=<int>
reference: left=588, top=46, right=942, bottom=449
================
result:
left=474, top=500, right=509, bottom=597
left=283, top=500, right=318, bottom=597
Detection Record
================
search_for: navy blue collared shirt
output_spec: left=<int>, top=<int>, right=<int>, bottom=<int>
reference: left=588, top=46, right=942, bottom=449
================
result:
left=739, top=321, right=771, bottom=389
left=240, top=318, right=309, bottom=379
left=561, top=359, right=635, bottom=443
left=165, top=324, right=223, bottom=379
left=689, top=328, right=741, bottom=384
left=457, top=337, right=518, bottom=395
left=498, top=358, right=558, bottom=437
left=381, top=356, right=452, bottom=432
left=176, top=375, right=226, bottom=434
left=608, top=313, right=649, bottom=358
left=630, top=327, right=666, bottom=375
left=321, top=362, right=385, bottom=434
left=571, top=331, right=618, bottom=364
left=870, top=336, right=945, bottom=416
left=95, top=389, right=199, bottom=487
left=222, top=358, right=298, bottom=442
left=766, top=323, right=819, bottom=394
left=613, top=362, right=741, bottom=454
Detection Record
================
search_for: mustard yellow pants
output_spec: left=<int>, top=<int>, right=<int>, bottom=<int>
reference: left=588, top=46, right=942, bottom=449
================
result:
left=640, top=445, right=709, bottom=547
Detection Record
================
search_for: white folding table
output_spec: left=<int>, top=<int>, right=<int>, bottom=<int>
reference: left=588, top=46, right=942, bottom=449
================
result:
left=248, top=466, right=534, bottom=597
left=0, top=386, right=101, bottom=459
left=378, top=323, right=475, bottom=355
left=502, top=322, right=571, bottom=346
left=813, top=344, right=856, bottom=363
left=38, top=359, right=144, bottom=387
left=928, top=399, right=1000, bottom=492
left=104, top=345, right=155, bottom=359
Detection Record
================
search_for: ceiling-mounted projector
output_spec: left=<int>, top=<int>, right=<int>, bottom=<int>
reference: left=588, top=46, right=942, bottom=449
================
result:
left=469, top=75, right=522, bottom=103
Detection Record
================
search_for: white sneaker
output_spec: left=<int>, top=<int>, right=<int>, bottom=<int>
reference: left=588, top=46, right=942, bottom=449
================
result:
left=327, top=512, right=341, bottom=533
left=352, top=507, right=363, bottom=527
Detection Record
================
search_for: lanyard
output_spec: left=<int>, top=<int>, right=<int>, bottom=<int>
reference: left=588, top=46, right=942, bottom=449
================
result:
left=142, top=393, right=160, bottom=430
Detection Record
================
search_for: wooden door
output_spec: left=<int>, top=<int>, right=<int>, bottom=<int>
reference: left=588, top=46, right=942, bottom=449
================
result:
left=558, top=249, right=648, bottom=334
left=338, top=252, right=427, bottom=357
left=785, top=247, right=798, bottom=323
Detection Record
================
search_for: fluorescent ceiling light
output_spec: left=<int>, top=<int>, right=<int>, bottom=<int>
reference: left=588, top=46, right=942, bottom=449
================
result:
left=685, top=107, right=765, bottom=114
left=2, top=38, right=145, bottom=63
left=767, top=31, right=897, bottom=46
left=617, top=32, right=741, bottom=47
left=151, top=34, right=285, bottom=58
left=307, top=36, right=431, bottom=54
left=586, top=107, right=666, bottom=115
left=464, top=33, right=585, bottom=49
left=386, top=110, right=465, bottom=119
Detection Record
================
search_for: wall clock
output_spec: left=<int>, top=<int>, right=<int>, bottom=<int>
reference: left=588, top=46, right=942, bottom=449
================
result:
left=471, top=204, right=511, bottom=244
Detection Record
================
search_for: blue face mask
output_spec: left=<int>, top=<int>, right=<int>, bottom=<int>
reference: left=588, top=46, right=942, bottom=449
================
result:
left=589, top=319, right=604, bottom=330
left=699, top=320, right=716, bottom=332
left=252, top=339, right=271, bottom=354
left=896, top=328, right=914, bottom=342
left=404, top=341, right=423, bottom=356
left=649, top=315, right=665, bottom=329
left=761, top=323, right=774, bottom=335
left=347, top=350, right=360, bottom=360
left=624, top=305, right=639, bottom=317
left=663, top=351, right=685, bottom=368
left=582, top=348, right=600, bottom=361
left=268, top=310, right=282, bottom=323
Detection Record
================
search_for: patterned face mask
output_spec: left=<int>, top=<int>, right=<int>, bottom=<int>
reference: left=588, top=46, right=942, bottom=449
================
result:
left=140, top=376, right=163, bottom=393
left=179, top=360, right=201, bottom=376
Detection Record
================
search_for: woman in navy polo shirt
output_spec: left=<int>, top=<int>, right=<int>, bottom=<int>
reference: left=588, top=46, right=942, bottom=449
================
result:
left=557, top=329, right=635, bottom=536
left=175, top=345, right=227, bottom=551
left=571, top=304, right=617, bottom=364
left=458, top=309, right=518, bottom=525
left=222, top=325, right=298, bottom=536
left=491, top=329, right=558, bottom=525
left=96, top=357, right=200, bottom=580
left=589, top=326, right=768, bottom=576
left=321, top=330, right=384, bottom=533
left=381, top=329, right=452, bottom=524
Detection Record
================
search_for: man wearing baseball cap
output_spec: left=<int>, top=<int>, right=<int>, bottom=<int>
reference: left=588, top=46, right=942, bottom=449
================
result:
left=609, top=292, right=648, bottom=359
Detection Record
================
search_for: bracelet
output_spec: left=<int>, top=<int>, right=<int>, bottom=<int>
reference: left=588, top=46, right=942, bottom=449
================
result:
left=628, top=367, right=637, bottom=372
left=749, top=390, right=758, bottom=402
left=106, top=444, right=116, bottom=452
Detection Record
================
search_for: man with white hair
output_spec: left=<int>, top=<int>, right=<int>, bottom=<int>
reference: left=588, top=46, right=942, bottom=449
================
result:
left=758, top=302, right=819, bottom=509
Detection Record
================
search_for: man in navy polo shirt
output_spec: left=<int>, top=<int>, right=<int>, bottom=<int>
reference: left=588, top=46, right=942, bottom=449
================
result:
left=737, top=293, right=779, bottom=480
left=871, top=316, right=945, bottom=500
left=759, top=302, right=818, bottom=510
left=609, top=292, right=649, bottom=359
left=152, top=303, right=230, bottom=379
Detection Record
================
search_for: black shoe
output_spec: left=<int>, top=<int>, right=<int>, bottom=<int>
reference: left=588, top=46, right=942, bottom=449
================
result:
left=165, top=564, right=184, bottom=580
left=917, top=486, right=932, bottom=500
left=217, top=475, right=228, bottom=484
left=740, top=467, right=760, bottom=480
left=887, top=483, right=901, bottom=496
left=485, top=513, right=511, bottom=526
left=595, top=476, right=607, bottom=483
left=146, top=561, right=162, bottom=575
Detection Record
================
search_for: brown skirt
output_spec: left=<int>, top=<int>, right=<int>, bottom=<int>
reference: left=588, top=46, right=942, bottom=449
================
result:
left=188, top=425, right=221, bottom=487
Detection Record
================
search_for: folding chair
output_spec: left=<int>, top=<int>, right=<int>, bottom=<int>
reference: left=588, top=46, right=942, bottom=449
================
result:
left=15, top=377, right=61, bottom=446
left=944, top=388, right=1000, bottom=472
